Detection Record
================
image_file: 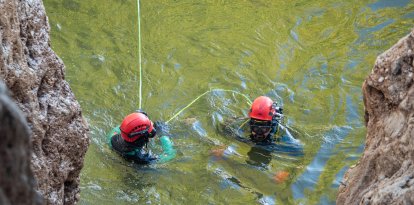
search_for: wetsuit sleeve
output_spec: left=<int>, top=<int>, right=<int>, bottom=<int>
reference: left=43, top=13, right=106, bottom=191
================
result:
left=157, top=135, right=176, bottom=163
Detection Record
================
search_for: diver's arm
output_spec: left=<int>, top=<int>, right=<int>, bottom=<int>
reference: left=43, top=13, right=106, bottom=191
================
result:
left=157, top=135, right=176, bottom=163
left=108, top=126, right=121, bottom=147
left=154, top=121, right=176, bottom=163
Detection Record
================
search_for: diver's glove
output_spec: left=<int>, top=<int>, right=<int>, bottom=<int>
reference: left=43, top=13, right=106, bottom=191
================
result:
left=154, top=121, right=170, bottom=136
left=135, top=149, right=157, bottom=164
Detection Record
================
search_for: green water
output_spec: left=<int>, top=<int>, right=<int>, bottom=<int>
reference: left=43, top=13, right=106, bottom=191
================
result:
left=44, top=0, right=414, bottom=204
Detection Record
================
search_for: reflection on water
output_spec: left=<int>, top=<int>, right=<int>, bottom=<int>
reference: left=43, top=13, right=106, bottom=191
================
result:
left=246, top=146, right=272, bottom=168
left=292, top=126, right=352, bottom=201
left=369, top=0, right=411, bottom=11
left=43, top=0, right=414, bottom=204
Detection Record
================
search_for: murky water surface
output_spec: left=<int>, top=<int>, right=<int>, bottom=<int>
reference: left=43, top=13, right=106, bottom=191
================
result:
left=43, top=0, right=414, bottom=204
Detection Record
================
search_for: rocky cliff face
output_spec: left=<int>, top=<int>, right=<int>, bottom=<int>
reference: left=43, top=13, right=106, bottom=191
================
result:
left=337, top=30, right=414, bottom=204
left=0, top=83, right=43, bottom=205
left=0, top=1, right=89, bottom=205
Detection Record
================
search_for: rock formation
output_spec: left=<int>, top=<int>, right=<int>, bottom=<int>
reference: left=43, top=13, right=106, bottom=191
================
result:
left=337, top=30, right=414, bottom=204
left=0, top=82, right=43, bottom=205
left=0, top=0, right=89, bottom=204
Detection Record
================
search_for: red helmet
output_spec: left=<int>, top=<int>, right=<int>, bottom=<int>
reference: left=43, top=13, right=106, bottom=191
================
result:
left=119, top=112, right=154, bottom=142
left=249, top=96, right=275, bottom=121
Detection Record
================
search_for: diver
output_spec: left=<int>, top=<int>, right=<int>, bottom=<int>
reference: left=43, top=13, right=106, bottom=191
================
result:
left=225, top=96, right=301, bottom=145
left=248, top=96, right=284, bottom=144
left=108, top=110, right=176, bottom=164
left=218, top=96, right=303, bottom=167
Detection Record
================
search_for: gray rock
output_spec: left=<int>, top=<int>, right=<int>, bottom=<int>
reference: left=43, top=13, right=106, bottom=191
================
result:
left=0, top=0, right=89, bottom=204
left=337, top=30, right=414, bottom=204
left=0, top=81, right=44, bottom=205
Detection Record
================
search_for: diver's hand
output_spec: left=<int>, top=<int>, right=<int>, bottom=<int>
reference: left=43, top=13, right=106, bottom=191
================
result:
left=154, top=121, right=170, bottom=136
left=136, top=149, right=157, bottom=162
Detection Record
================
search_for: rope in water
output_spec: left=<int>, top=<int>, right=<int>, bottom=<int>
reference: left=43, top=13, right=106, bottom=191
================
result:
left=133, top=2, right=312, bottom=141
left=166, top=89, right=252, bottom=124
left=134, top=2, right=252, bottom=120
left=137, top=0, right=143, bottom=109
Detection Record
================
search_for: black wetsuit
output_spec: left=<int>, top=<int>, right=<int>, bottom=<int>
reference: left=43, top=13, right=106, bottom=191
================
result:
left=108, top=121, right=176, bottom=164
left=221, top=117, right=304, bottom=155
left=110, top=134, right=157, bottom=164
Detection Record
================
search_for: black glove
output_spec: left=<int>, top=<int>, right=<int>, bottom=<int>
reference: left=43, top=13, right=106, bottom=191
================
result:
left=154, top=121, right=170, bottom=136
left=134, top=149, right=158, bottom=164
